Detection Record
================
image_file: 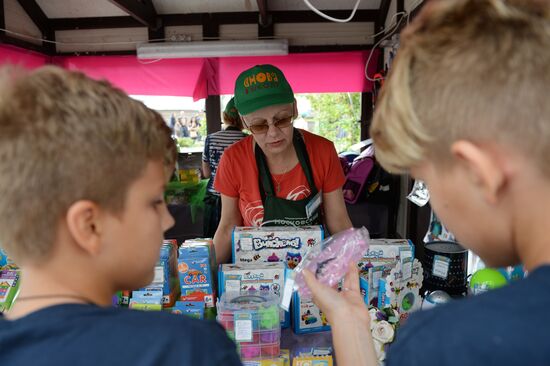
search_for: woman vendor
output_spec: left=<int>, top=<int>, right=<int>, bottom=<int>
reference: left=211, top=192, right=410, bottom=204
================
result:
left=213, top=64, right=352, bottom=263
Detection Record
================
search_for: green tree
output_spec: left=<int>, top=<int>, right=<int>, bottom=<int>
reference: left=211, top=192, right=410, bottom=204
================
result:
left=305, top=93, right=361, bottom=153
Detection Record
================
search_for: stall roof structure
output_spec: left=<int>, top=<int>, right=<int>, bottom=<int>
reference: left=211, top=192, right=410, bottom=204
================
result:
left=1, top=0, right=423, bottom=56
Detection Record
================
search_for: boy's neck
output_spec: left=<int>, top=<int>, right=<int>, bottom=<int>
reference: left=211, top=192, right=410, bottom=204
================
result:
left=5, top=264, right=114, bottom=320
left=511, top=172, right=550, bottom=272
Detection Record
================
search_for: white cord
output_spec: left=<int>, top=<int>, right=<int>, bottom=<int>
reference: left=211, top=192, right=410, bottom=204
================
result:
left=302, top=0, right=361, bottom=23
left=364, top=12, right=409, bottom=82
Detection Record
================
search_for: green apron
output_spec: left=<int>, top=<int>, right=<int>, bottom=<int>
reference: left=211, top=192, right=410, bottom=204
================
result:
left=255, top=129, right=322, bottom=227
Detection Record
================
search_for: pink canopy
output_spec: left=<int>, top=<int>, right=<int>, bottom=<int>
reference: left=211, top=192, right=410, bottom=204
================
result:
left=216, top=51, right=379, bottom=95
left=0, top=45, right=380, bottom=98
left=55, top=56, right=207, bottom=100
left=0, top=44, right=49, bottom=69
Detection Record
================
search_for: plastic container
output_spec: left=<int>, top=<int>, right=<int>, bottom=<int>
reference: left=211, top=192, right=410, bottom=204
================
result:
left=217, top=293, right=281, bottom=360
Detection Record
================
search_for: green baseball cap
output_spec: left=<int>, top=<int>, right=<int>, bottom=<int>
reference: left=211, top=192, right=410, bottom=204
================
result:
left=234, top=64, right=294, bottom=115
left=224, top=97, right=238, bottom=119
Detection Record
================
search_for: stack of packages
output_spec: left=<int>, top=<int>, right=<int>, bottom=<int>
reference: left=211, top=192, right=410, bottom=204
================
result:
left=125, top=239, right=180, bottom=312
left=357, top=239, right=424, bottom=320
left=176, top=239, right=217, bottom=319
left=0, top=248, right=20, bottom=313
left=215, top=225, right=328, bottom=365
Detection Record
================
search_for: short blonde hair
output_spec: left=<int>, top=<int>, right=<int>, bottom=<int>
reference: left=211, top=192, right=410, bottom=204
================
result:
left=371, top=0, right=550, bottom=174
left=0, top=66, right=176, bottom=263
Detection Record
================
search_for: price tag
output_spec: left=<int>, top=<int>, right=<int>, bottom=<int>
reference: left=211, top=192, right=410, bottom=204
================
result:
left=153, top=266, right=164, bottom=285
left=234, top=312, right=253, bottom=342
left=240, top=237, right=253, bottom=251
left=402, top=258, right=413, bottom=280
left=371, top=267, right=383, bottom=289
left=226, top=279, right=241, bottom=293
left=281, top=271, right=295, bottom=312
left=432, top=255, right=450, bottom=279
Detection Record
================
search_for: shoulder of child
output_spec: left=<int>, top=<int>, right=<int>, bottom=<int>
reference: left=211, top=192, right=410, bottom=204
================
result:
left=388, top=271, right=550, bottom=366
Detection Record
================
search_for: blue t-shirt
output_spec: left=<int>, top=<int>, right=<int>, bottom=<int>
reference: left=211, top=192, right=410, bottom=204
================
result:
left=0, top=304, right=242, bottom=366
left=387, top=265, right=550, bottom=365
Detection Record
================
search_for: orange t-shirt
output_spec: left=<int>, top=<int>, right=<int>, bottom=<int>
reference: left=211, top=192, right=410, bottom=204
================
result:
left=214, top=129, right=345, bottom=226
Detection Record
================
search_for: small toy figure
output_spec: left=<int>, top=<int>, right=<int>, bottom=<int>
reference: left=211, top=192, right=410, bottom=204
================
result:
left=286, top=252, right=302, bottom=269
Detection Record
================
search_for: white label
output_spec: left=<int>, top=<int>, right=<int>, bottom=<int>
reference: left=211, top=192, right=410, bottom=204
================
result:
left=281, top=275, right=295, bottom=312
left=234, top=313, right=253, bottom=342
left=226, top=279, right=241, bottom=293
left=153, top=266, right=164, bottom=285
left=401, top=249, right=413, bottom=260
left=402, top=260, right=412, bottom=280
left=432, top=255, right=450, bottom=279
left=240, top=237, right=253, bottom=251
left=372, top=268, right=383, bottom=290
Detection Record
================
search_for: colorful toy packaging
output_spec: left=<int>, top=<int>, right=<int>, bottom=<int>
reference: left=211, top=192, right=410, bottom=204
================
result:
left=356, top=238, right=415, bottom=306
left=292, top=347, right=333, bottom=366
left=0, top=270, right=20, bottom=313
left=178, top=243, right=215, bottom=308
left=129, top=289, right=163, bottom=311
left=377, top=259, right=423, bottom=320
left=138, top=239, right=179, bottom=307
left=291, top=292, right=330, bottom=334
left=168, top=300, right=205, bottom=319
left=232, top=226, right=324, bottom=269
left=217, top=292, right=281, bottom=361
left=219, top=263, right=289, bottom=327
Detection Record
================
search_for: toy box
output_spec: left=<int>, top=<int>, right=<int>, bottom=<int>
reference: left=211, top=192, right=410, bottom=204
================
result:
left=139, top=239, right=179, bottom=307
left=0, top=270, right=20, bottom=313
left=292, top=347, right=333, bottom=366
left=217, top=293, right=281, bottom=361
left=357, top=238, right=414, bottom=306
left=232, top=226, right=324, bottom=269
left=378, top=258, right=423, bottom=321
left=169, top=301, right=205, bottom=319
left=292, top=292, right=330, bottom=334
left=178, top=245, right=215, bottom=307
left=219, top=263, right=290, bottom=327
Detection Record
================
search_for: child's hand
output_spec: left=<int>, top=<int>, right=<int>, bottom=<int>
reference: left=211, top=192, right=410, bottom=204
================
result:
left=302, top=262, right=370, bottom=326
left=303, top=262, right=378, bottom=366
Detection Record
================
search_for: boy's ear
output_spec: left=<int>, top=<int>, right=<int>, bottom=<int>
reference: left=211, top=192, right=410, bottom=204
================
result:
left=450, top=140, right=505, bottom=205
left=293, top=99, right=298, bottom=118
left=65, top=200, right=103, bottom=256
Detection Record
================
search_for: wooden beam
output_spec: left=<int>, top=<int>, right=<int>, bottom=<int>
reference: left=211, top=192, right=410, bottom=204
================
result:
left=52, top=10, right=377, bottom=32
left=16, top=0, right=49, bottom=34
left=203, top=14, right=221, bottom=135
left=289, top=44, right=373, bottom=53
left=0, top=0, right=4, bottom=38
left=257, top=0, right=273, bottom=38
left=257, top=0, right=269, bottom=27
left=0, top=34, right=49, bottom=54
left=272, top=10, right=377, bottom=23
left=15, top=0, right=55, bottom=53
left=108, top=0, right=160, bottom=30
left=51, top=16, right=142, bottom=30
left=375, top=0, right=392, bottom=43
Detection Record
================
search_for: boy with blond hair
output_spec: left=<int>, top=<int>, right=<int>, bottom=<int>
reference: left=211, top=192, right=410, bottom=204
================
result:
left=0, top=66, right=241, bottom=365
left=304, top=0, right=550, bottom=365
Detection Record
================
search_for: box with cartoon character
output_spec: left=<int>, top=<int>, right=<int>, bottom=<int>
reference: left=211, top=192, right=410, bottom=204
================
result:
left=292, top=292, right=330, bottom=334
left=232, top=226, right=324, bottom=269
left=139, top=239, right=179, bottom=307
left=357, top=239, right=415, bottom=307
left=218, top=263, right=290, bottom=327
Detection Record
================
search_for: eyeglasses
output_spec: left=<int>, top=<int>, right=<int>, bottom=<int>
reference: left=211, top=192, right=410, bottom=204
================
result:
left=245, top=116, right=294, bottom=134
